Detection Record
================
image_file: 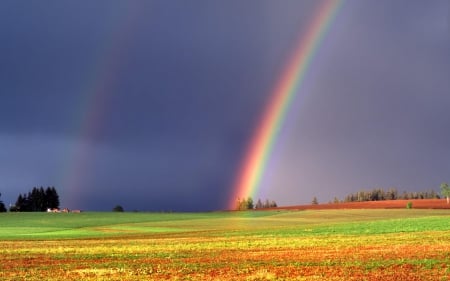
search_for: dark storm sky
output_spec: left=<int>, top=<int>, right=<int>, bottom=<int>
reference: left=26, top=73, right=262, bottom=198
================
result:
left=1, top=0, right=449, bottom=211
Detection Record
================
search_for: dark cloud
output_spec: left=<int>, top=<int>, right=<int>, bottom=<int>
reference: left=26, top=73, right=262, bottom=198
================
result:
left=0, top=0, right=449, bottom=210
left=260, top=0, right=450, bottom=205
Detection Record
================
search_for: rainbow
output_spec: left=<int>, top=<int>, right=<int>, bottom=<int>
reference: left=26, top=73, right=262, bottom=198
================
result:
left=228, top=0, right=344, bottom=209
left=60, top=5, right=141, bottom=209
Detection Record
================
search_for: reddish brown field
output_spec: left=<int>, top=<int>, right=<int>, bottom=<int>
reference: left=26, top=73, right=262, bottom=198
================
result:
left=279, top=199, right=450, bottom=210
left=1, top=236, right=449, bottom=281
left=1, top=208, right=449, bottom=280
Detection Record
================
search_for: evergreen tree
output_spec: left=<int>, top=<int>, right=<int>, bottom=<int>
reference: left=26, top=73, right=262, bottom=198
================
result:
left=255, top=199, right=263, bottom=209
left=246, top=197, right=254, bottom=209
left=45, top=187, right=60, bottom=209
left=15, top=194, right=23, bottom=211
left=0, top=193, right=6, bottom=212
left=29, top=188, right=37, bottom=211
left=13, top=186, right=60, bottom=212
left=16, top=193, right=31, bottom=211
left=35, top=187, right=46, bottom=211
left=29, top=187, right=45, bottom=211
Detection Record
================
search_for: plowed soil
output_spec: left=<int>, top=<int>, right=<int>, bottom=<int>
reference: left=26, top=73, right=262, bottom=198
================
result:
left=278, top=199, right=450, bottom=210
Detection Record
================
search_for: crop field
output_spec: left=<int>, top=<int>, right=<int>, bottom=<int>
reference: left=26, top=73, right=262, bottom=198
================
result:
left=1, top=209, right=449, bottom=280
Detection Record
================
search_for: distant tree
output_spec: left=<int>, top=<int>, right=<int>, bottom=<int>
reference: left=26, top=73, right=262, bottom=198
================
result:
left=235, top=198, right=247, bottom=210
left=333, top=197, right=340, bottom=204
left=14, top=194, right=23, bottom=211
left=246, top=197, right=254, bottom=210
left=15, top=193, right=31, bottom=212
left=357, top=190, right=366, bottom=201
left=255, top=199, right=263, bottom=209
left=344, top=194, right=354, bottom=202
left=113, top=205, right=124, bottom=212
left=0, top=193, right=6, bottom=212
left=440, top=183, right=450, bottom=204
left=386, top=188, right=398, bottom=200
left=311, top=197, right=318, bottom=205
left=33, top=187, right=46, bottom=211
left=241, top=198, right=248, bottom=210
left=29, top=187, right=47, bottom=211
left=401, top=191, right=409, bottom=200
left=28, top=188, right=38, bottom=211
left=235, top=197, right=277, bottom=210
left=343, top=187, right=440, bottom=203
left=430, top=189, right=440, bottom=199
left=13, top=187, right=60, bottom=212
left=45, top=187, right=60, bottom=209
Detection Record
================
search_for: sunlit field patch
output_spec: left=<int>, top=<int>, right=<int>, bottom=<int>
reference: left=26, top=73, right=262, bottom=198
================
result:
left=0, top=210, right=449, bottom=280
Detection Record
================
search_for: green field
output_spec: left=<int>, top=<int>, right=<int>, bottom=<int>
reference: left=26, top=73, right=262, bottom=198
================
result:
left=1, top=209, right=449, bottom=280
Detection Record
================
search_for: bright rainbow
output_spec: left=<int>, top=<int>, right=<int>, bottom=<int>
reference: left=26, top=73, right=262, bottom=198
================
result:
left=228, top=0, right=343, bottom=209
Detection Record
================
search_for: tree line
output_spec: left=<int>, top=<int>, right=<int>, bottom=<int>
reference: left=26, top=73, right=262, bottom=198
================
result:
left=235, top=197, right=277, bottom=210
left=9, top=186, right=60, bottom=212
left=340, top=187, right=441, bottom=203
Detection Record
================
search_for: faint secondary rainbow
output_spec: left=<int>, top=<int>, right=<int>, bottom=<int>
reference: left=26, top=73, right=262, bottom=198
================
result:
left=60, top=4, right=142, bottom=209
left=228, top=0, right=343, bottom=209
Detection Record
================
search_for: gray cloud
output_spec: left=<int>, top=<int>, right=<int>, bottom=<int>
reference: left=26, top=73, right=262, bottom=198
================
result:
left=0, top=0, right=448, bottom=210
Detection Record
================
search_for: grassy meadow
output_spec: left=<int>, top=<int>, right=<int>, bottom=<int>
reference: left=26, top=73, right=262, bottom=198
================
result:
left=1, top=209, right=449, bottom=280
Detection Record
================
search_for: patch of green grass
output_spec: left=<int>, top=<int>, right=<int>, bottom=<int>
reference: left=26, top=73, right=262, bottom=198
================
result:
left=306, top=216, right=450, bottom=235
left=0, top=212, right=208, bottom=239
left=0, top=209, right=448, bottom=240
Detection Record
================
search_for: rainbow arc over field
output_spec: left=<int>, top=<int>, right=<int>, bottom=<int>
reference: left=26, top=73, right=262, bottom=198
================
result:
left=61, top=5, right=141, bottom=209
left=228, top=0, right=344, bottom=209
